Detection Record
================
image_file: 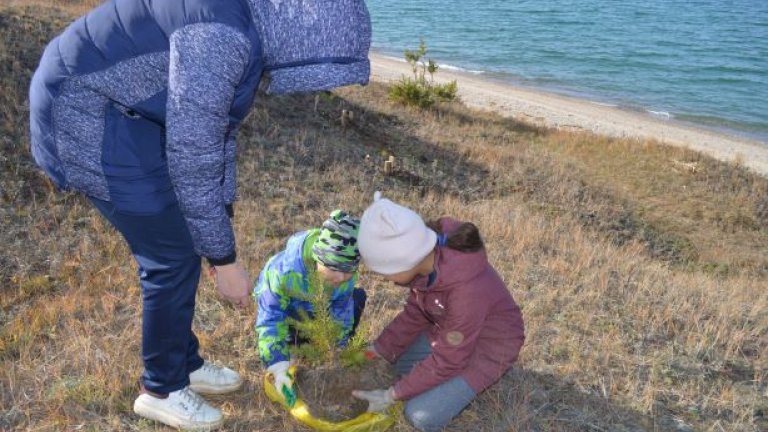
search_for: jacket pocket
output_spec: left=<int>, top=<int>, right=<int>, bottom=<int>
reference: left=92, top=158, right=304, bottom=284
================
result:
left=101, top=102, right=175, bottom=215
left=102, top=103, right=167, bottom=172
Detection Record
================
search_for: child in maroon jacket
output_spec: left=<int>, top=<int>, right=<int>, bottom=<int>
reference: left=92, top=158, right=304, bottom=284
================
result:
left=352, top=192, right=525, bottom=432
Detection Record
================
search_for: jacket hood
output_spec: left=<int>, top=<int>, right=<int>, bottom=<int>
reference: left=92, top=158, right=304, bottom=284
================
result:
left=408, top=218, right=489, bottom=292
left=264, top=229, right=315, bottom=278
left=248, top=0, right=371, bottom=94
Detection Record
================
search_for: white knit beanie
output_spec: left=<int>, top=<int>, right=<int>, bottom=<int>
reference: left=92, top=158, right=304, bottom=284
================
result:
left=358, top=192, right=437, bottom=275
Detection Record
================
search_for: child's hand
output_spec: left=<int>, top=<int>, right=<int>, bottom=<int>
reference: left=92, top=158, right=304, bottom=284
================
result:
left=351, top=388, right=395, bottom=412
left=267, top=361, right=296, bottom=407
left=364, top=344, right=381, bottom=361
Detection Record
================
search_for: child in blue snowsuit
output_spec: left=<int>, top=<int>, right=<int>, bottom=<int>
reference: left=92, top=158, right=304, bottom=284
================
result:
left=254, top=210, right=366, bottom=406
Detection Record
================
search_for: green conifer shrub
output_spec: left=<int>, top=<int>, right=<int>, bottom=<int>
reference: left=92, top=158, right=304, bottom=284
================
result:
left=287, top=271, right=368, bottom=369
left=389, top=39, right=458, bottom=108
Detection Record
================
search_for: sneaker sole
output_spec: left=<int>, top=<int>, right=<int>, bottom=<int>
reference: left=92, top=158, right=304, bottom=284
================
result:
left=189, top=379, right=243, bottom=395
left=133, top=398, right=223, bottom=431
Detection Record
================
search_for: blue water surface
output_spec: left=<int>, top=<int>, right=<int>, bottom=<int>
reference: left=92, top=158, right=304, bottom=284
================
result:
left=368, top=0, right=768, bottom=141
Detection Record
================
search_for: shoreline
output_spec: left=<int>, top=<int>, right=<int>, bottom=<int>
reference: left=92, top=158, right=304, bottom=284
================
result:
left=369, top=53, right=768, bottom=177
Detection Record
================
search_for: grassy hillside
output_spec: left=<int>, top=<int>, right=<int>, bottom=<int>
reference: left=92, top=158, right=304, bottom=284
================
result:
left=1, top=3, right=766, bottom=431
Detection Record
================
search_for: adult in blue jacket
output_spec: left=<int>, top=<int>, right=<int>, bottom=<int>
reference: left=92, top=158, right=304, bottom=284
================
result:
left=28, top=0, right=371, bottom=429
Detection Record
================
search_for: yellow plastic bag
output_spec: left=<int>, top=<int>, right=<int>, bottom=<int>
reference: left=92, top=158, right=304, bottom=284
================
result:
left=264, top=366, right=396, bottom=432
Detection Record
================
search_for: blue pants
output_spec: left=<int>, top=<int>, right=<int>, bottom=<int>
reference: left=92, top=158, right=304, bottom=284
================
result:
left=395, top=334, right=477, bottom=432
left=89, top=197, right=204, bottom=394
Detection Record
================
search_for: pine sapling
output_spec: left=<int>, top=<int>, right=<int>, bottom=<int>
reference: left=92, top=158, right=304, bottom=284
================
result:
left=287, top=270, right=368, bottom=369
left=390, top=38, right=458, bottom=108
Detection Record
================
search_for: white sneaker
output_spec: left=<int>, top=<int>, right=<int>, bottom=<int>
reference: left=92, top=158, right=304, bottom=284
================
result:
left=189, top=361, right=243, bottom=395
left=133, top=386, right=223, bottom=431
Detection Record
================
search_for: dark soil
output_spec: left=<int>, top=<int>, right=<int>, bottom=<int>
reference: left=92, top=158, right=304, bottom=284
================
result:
left=294, top=359, right=397, bottom=422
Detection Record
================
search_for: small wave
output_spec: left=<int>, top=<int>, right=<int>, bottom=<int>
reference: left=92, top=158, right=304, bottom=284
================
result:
left=648, top=110, right=673, bottom=119
left=374, top=52, right=485, bottom=74
left=376, top=52, right=485, bottom=75
left=376, top=53, right=409, bottom=64
left=438, top=63, right=485, bottom=74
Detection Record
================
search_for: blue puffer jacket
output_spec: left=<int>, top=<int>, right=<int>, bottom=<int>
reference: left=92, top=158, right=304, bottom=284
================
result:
left=29, top=0, right=371, bottom=263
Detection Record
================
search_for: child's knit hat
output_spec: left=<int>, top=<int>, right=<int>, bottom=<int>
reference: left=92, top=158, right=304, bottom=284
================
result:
left=312, top=210, right=361, bottom=273
left=358, top=192, right=437, bottom=275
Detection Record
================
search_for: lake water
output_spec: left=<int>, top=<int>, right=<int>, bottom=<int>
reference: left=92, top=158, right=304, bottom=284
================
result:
left=368, top=0, right=768, bottom=141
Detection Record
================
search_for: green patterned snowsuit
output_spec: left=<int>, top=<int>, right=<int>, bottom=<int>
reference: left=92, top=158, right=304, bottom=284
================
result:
left=254, top=229, right=358, bottom=366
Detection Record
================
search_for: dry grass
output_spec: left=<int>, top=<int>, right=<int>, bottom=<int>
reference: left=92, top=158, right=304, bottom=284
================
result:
left=1, top=3, right=767, bottom=431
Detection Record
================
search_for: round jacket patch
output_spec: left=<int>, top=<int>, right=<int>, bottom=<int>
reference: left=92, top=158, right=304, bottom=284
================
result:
left=446, top=331, right=464, bottom=346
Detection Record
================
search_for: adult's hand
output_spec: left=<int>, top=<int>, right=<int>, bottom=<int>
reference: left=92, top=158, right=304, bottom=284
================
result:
left=212, top=262, right=251, bottom=308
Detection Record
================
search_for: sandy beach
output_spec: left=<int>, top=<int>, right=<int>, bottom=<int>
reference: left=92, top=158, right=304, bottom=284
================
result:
left=370, top=53, right=768, bottom=177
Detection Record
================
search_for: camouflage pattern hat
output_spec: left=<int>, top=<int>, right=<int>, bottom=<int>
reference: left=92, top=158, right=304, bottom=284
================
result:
left=311, top=210, right=361, bottom=273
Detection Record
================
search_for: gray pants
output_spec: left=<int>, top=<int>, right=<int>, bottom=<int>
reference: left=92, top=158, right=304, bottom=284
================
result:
left=394, top=334, right=477, bottom=432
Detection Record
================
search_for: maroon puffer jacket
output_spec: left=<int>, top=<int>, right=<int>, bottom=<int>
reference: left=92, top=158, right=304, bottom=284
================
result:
left=374, top=218, right=525, bottom=400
